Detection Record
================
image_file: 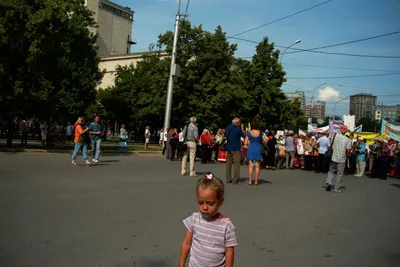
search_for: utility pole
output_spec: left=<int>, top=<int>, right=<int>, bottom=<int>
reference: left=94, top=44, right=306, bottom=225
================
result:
left=163, top=0, right=181, bottom=131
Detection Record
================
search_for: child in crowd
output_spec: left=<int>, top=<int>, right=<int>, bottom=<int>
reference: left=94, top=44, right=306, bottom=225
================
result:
left=276, top=142, right=286, bottom=169
left=179, top=172, right=238, bottom=267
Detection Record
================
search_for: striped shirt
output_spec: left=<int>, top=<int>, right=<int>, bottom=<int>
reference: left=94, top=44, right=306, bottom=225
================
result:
left=183, top=212, right=238, bottom=267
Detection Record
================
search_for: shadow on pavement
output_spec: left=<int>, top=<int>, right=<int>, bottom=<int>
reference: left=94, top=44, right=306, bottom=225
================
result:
left=91, top=163, right=110, bottom=167
left=140, top=259, right=170, bottom=267
left=100, top=160, right=120, bottom=163
left=390, top=184, right=400, bottom=189
left=238, top=178, right=272, bottom=184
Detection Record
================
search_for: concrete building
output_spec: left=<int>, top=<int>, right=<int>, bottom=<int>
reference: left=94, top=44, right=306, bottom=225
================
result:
left=284, top=91, right=306, bottom=114
left=86, top=0, right=135, bottom=57
left=349, top=93, right=377, bottom=122
left=99, top=51, right=169, bottom=89
left=375, top=104, right=400, bottom=121
left=306, top=101, right=326, bottom=120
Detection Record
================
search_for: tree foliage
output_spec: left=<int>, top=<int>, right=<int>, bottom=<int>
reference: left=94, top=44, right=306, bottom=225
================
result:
left=99, top=51, right=170, bottom=130
left=98, top=21, right=306, bottom=131
left=0, top=0, right=102, bottom=144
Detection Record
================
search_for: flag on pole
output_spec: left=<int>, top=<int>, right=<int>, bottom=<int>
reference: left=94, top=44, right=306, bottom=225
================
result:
left=354, top=125, right=363, bottom=133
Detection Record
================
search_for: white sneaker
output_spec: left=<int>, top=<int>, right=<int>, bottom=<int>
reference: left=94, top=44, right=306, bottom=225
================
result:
left=94, top=159, right=99, bottom=163
left=92, top=159, right=96, bottom=162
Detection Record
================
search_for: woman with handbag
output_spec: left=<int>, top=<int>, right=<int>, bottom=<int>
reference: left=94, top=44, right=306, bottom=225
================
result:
left=71, top=116, right=91, bottom=166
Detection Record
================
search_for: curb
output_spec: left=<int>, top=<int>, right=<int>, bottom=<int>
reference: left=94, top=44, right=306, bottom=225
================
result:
left=0, top=149, right=162, bottom=155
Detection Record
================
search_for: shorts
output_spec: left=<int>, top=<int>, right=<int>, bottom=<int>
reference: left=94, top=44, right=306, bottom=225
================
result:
left=145, top=138, right=150, bottom=144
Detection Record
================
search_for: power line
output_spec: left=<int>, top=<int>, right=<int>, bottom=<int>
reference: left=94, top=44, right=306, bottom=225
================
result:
left=229, top=0, right=333, bottom=38
left=285, top=80, right=400, bottom=94
left=183, top=0, right=191, bottom=18
left=280, top=62, right=400, bottom=73
left=285, top=30, right=400, bottom=54
left=231, top=37, right=400, bottom=58
left=287, top=73, right=400, bottom=79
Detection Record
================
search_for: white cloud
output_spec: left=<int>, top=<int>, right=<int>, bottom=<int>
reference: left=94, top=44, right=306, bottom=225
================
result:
left=317, top=87, right=346, bottom=102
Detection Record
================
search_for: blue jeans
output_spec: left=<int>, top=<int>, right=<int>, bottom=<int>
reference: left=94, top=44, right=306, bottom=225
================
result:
left=91, top=139, right=101, bottom=160
left=72, top=142, right=88, bottom=160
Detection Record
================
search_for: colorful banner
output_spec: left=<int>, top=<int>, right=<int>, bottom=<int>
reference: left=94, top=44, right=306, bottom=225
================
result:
left=381, top=119, right=400, bottom=141
left=307, top=124, right=329, bottom=133
left=329, top=120, right=344, bottom=133
left=351, top=132, right=385, bottom=145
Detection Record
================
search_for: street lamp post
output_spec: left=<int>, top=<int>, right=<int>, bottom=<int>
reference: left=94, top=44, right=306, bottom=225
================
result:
left=332, top=97, right=347, bottom=120
left=279, top=39, right=301, bottom=64
left=163, top=0, right=182, bottom=132
left=310, top=81, right=327, bottom=123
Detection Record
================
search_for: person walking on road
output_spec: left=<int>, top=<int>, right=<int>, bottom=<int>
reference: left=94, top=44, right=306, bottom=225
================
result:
left=89, top=114, right=102, bottom=163
left=325, top=125, right=352, bottom=193
left=181, top=117, right=199, bottom=177
left=71, top=116, right=91, bottom=166
left=225, top=118, right=245, bottom=184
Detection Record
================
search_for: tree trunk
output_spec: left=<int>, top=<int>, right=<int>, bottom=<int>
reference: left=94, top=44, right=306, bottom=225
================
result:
left=6, top=117, right=14, bottom=147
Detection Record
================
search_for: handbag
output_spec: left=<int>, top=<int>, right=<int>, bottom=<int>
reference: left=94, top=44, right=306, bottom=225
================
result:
left=76, top=125, right=86, bottom=143
left=324, top=134, right=337, bottom=160
left=181, top=125, right=189, bottom=151
left=220, top=127, right=234, bottom=151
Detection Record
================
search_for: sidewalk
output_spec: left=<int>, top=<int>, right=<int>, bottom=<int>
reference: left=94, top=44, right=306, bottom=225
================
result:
left=0, top=139, right=162, bottom=155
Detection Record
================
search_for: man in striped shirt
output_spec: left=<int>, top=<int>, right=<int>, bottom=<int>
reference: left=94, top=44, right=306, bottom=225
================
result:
left=181, top=117, right=199, bottom=177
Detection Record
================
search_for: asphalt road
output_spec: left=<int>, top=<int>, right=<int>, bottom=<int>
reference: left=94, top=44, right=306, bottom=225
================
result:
left=0, top=152, right=399, bottom=267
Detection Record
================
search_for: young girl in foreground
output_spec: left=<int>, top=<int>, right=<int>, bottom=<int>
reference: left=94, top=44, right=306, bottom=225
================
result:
left=179, top=173, right=238, bottom=267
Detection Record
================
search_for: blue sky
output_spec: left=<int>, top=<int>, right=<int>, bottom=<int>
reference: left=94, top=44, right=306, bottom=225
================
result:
left=114, top=0, right=400, bottom=116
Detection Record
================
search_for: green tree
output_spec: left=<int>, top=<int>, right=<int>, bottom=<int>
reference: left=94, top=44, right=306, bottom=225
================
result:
left=0, top=0, right=102, bottom=146
left=237, top=37, right=305, bottom=129
left=158, top=22, right=252, bottom=129
left=99, top=51, right=170, bottom=130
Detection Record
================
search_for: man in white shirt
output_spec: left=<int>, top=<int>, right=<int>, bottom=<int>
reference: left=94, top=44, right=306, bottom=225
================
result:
left=162, top=128, right=168, bottom=155
left=316, top=132, right=331, bottom=173
left=159, top=128, right=164, bottom=149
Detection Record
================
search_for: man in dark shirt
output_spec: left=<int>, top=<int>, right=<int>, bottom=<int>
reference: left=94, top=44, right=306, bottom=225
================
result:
left=225, top=118, right=245, bottom=183
left=89, top=114, right=102, bottom=163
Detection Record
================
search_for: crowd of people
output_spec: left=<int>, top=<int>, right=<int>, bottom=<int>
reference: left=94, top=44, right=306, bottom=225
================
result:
left=161, top=117, right=400, bottom=190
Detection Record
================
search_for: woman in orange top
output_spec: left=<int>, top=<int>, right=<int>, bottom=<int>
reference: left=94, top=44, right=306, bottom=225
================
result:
left=71, top=116, right=91, bottom=166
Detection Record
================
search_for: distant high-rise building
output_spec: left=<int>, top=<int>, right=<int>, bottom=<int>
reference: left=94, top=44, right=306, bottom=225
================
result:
left=375, top=104, right=400, bottom=121
left=284, top=91, right=306, bottom=114
left=349, top=93, right=377, bottom=122
left=86, top=0, right=136, bottom=57
left=306, top=101, right=325, bottom=120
